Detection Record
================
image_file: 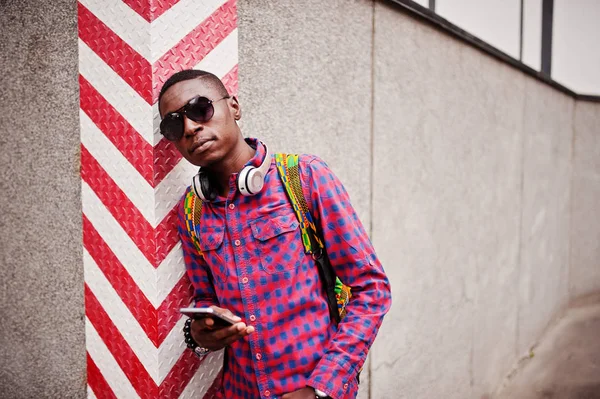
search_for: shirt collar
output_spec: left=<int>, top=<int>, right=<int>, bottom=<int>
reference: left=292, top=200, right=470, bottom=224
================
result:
left=242, top=137, right=267, bottom=170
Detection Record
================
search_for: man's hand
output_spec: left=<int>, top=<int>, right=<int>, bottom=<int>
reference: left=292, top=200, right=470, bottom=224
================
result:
left=190, top=306, right=254, bottom=351
left=282, top=387, right=318, bottom=399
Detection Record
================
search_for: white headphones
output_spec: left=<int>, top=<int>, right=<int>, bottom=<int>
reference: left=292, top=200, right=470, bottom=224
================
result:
left=192, top=142, right=272, bottom=202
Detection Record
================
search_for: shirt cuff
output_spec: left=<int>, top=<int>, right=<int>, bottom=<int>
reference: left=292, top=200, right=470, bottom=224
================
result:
left=307, top=354, right=359, bottom=399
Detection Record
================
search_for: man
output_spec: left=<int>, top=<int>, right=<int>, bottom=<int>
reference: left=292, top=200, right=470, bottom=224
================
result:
left=158, top=69, right=391, bottom=399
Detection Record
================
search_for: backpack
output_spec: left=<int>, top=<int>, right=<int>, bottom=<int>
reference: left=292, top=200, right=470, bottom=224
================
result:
left=182, top=153, right=351, bottom=324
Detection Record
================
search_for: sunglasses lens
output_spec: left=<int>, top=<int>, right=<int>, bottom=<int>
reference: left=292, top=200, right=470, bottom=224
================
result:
left=186, top=97, right=214, bottom=123
left=160, top=114, right=184, bottom=141
left=159, top=96, right=219, bottom=141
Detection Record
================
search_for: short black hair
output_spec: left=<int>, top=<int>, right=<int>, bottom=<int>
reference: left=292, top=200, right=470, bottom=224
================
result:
left=158, top=69, right=229, bottom=105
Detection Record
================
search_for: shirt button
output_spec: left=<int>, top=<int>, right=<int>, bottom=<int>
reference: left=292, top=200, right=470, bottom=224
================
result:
left=234, top=239, right=241, bottom=246
left=229, top=204, right=235, bottom=210
left=264, top=390, right=270, bottom=397
left=249, top=315, right=256, bottom=321
left=256, top=353, right=262, bottom=360
left=344, top=383, right=349, bottom=390
left=241, top=277, right=249, bottom=284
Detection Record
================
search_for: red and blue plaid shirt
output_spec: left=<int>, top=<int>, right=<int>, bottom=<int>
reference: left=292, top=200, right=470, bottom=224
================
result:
left=177, top=139, right=391, bottom=399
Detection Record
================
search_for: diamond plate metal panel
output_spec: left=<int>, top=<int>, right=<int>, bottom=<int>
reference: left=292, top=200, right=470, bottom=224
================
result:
left=78, top=0, right=237, bottom=397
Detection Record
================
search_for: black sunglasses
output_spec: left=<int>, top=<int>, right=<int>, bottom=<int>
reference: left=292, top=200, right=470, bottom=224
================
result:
left=160, top=95, right=230, bottom=141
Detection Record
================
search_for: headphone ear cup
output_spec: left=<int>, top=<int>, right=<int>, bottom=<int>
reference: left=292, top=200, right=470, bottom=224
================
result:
left=192, top=172, right=205, bottom=201
left=246, top=168, right=265, bottom=195
left=238, top=165, right=264, bottom=196
left=201, top=172, right=218, bottom=202
left=192, top=170, right=217, bottom=202
left=237, top=143, right=271, bottom=196
left=237, top=166, right=251, bottom=196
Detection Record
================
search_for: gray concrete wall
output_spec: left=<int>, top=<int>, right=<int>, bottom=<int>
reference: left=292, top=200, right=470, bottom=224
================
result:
left=238, top=0, right=375, bottom=229
left=370, top=4, right=524, bottom=397
left=239, top=1, right=600, bottom=398
left=517, top=79, right=574, bottom=357
left=0, top=0, right=85, bottom=398
left=570, top=101, right=600, bottom=298
left=1, top=0, right=599, bottom=398
left=237, top=1, right=375, bottom=396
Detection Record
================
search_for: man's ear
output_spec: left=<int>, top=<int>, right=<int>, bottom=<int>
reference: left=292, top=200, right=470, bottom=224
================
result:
left=229, top=95, right=241, bottom=120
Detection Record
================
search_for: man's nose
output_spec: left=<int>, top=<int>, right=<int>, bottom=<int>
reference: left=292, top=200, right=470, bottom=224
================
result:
left=183, top=115, right=202, bottom=137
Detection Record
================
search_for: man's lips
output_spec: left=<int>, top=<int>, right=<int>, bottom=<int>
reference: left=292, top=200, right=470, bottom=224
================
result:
left=189, top=138, right=214, bottom=155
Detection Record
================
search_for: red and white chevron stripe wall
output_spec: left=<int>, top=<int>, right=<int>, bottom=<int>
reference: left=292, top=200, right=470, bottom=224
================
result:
left=78, top=0, right=237, bottom=397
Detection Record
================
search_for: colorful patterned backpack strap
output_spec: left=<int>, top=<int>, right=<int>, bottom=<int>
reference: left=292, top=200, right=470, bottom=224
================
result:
left=183, top=188, right=203, bottom=257
left=274, top=153, right=352, bottom=320
left=274, top=154, right=315, bottom=253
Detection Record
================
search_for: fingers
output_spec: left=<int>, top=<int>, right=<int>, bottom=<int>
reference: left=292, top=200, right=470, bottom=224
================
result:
left=192, top=306, right=241, bottom=331
left=198, top=322, right=254, bottom=351
left=217, top=322, right=255, bottom=341
left=191, top=317, right=216, bottom=331
left=212, top=321, right=244, bottom=340
left=211, top=322, right=255, bottom=343
left=189, top=315, right=254, bottom=351
left=210, top=305, right=242, bottom=323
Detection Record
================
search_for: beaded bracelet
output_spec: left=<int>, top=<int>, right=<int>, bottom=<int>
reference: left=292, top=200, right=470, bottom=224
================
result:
left=183, top=318, right=210, bottom=357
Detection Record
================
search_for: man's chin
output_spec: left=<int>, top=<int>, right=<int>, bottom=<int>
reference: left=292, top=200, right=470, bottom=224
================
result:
left=187, top=153, right=219, bottom=169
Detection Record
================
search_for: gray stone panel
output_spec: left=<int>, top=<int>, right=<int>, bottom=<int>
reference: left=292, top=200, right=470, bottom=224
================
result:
left=460, top=47, right=525, bottom=398
left=570, top=101, right=600, bottom=297
left=517, top=79, right=574, bottom=356
left=237, top=0, right=375, bottom=228
left=0, top=0, right=84, bottom=398
left=237, top=3, right=375, bottom=396
left=370, top=2, right=525, bottom=398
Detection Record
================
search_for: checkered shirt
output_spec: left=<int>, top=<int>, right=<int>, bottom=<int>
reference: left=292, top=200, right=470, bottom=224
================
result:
left=177, top=139, right=391, bottom=399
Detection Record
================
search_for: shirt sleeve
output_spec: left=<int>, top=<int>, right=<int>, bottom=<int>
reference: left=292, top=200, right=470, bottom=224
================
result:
left=301, top=155, right=392, bottom=399
left=176, top=194, right=219, bottom=308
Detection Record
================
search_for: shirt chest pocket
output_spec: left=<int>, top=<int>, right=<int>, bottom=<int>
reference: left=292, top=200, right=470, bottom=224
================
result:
left=198, top=226, right=229, bottom=284
left=250, top=214, right=302, bottom=274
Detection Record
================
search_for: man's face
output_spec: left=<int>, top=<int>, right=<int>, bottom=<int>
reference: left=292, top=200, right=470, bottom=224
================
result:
left=159, top=78, right=241, bottom=167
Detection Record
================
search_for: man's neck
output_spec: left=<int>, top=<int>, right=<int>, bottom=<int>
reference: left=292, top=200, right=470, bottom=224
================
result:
left=208, top=138, right=256, bottom=197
